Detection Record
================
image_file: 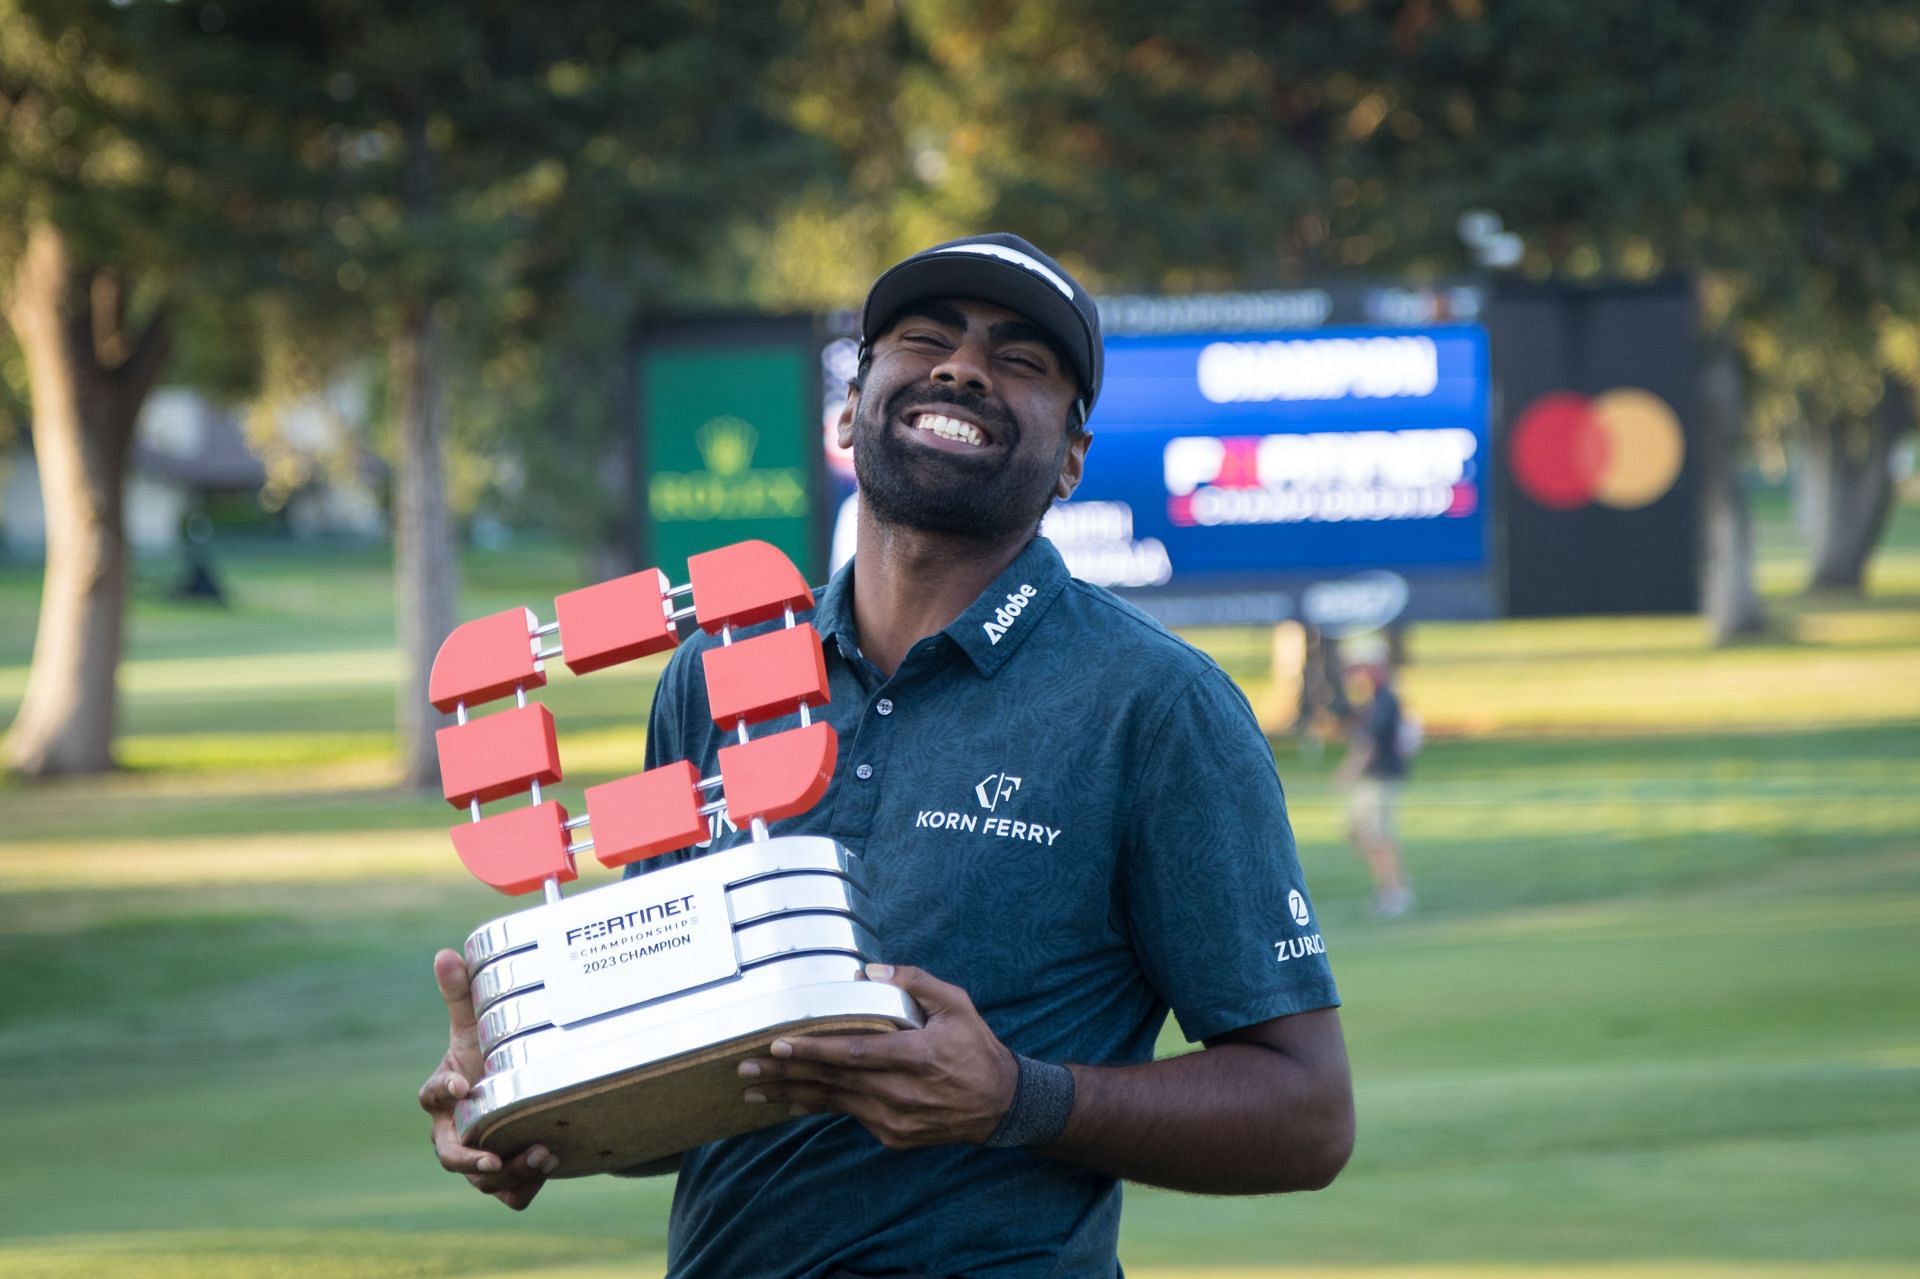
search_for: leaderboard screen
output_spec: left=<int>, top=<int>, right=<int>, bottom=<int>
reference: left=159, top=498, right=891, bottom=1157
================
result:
left=1049, top=324, right=1495, bottom=619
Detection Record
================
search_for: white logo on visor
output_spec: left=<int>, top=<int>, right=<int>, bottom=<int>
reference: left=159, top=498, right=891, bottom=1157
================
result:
left=1288, top=889, right=1311, bottom=927
left=937, top=243, right=1075, bottom=300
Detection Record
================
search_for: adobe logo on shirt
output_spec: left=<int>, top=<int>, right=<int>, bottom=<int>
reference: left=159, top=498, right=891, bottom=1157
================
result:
left=982, top=584, right=1039, bottom=645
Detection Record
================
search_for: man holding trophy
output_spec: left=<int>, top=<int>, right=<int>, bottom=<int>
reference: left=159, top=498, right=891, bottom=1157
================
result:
left=421, top=234, right=1353, bottom=1276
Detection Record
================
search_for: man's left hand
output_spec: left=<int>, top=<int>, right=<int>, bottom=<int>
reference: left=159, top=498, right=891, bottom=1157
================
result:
left=737, top=964, right=1018, bottom=1150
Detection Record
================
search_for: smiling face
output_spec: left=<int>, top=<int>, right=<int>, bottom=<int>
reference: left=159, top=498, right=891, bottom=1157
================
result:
left=839, top=297, right=1091, bottom=541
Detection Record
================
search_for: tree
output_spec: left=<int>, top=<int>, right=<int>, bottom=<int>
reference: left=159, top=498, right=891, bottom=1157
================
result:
left=861, top=2, right=1915, bottom=616
left=1298, top=0, right=1918, bottom=601
left=746, top=1, right=1345, bottom=306
left=221, top=1, right=819, bottom=787
left=3, top=0, right=817, bottom=782
left=2, top=3, right=193, bottom=774
left=1706, top=3, right=1920, bottom=594
left=0, top=225, right=170, bottom=775
left=1698, top=331, right=1768, bottom=638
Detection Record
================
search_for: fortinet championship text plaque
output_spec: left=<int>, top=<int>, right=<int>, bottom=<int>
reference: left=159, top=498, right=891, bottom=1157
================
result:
left=430, top=540, right=920, bottom=1176
left=531, top=860, right=738, bottom=1027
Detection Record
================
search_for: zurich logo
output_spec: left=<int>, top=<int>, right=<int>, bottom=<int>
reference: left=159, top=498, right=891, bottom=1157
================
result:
left=1288, top=889, right=1311, bottom=927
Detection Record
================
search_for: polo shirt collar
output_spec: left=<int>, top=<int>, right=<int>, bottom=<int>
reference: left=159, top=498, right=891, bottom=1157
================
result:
left=810, top=536, right=1071, bottom=679
left=813, top=557, right=861, bottom=663
left=945, top=536, right=1070, bottom=678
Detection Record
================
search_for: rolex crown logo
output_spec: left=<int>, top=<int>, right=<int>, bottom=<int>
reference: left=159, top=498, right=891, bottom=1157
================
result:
left=696, top=417, right=758, bottom=478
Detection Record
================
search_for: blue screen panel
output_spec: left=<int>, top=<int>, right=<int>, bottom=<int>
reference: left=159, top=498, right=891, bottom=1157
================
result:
left=1052, top=326, right=1493, bottom=602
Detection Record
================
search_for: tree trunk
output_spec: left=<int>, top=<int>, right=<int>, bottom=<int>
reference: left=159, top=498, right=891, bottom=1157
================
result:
left=391, top=300, right=459, bottom=790
left=588, top=336, right=641, bottom=583
left=1803, top=379, right=1913, bottom=594
left=1698, top=337, right=1767, bottom=643
left=2, top=223, right=171, bottom=777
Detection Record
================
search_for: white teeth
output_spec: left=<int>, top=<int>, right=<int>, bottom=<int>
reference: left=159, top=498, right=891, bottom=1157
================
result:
left=910, top=413, right=985, bottom=446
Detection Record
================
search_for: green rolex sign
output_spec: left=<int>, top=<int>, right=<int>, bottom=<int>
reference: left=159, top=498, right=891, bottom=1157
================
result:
left=640, top=339, right=816, bottom=575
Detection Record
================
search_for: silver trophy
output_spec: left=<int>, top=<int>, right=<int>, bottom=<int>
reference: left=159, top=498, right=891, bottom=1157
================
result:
left=430, top=540, right=919, bottom=1176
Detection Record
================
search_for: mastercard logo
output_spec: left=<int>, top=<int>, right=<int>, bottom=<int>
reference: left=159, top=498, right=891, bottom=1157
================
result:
left=1508, top=389, right=1685, bottom=511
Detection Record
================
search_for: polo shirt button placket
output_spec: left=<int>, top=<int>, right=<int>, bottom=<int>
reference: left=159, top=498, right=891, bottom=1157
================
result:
left=855, top=764, right=874, bottom=780
left=875, top=698, right=894, bottom=716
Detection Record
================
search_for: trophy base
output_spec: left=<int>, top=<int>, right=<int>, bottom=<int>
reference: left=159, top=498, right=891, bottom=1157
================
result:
left=453, top=836, right=919, bottom=1176
left=466, top=1011, right=904, bottom=1177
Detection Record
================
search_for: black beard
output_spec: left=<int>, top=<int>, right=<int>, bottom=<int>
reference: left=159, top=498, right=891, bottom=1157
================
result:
left=851, top=384, right=1065, bottom=541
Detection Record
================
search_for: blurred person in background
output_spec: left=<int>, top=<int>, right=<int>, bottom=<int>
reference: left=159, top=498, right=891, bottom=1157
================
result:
left=1337, top=639, right=1415, bottom=917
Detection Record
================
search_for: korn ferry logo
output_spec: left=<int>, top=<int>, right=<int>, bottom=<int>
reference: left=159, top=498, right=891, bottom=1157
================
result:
left=915, top=770, right=1063, bottom=846
left=976, top=772, right=1022, bottom=811
left=982, top=584, right=1038, bottom=645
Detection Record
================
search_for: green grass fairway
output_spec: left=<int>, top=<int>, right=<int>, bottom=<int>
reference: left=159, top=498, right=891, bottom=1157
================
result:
left=1, top=504, right=1917, bottom=1277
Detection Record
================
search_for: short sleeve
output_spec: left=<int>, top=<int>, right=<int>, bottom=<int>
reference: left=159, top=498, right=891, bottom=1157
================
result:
left=1120, top=665, right=1339, bottom=1043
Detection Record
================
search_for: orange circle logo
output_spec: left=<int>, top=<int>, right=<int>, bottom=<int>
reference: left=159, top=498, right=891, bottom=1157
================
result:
left=1509, top=388, right=1684, bottom=511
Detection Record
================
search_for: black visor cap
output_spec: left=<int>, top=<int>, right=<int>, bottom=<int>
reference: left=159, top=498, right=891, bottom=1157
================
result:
left=860, top=233, right=1103, bottom=413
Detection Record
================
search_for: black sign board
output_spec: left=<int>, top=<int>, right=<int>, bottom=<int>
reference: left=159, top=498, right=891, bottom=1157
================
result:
left=1487, top=281, right=1701, bottom=616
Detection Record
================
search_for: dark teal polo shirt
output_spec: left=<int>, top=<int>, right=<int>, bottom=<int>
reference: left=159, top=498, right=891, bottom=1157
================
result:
left=634, top=536, right=1338, bottom=1279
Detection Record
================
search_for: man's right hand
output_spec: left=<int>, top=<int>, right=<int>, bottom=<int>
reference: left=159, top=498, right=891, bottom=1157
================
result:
left=420, top=947, right=559, bottom=1211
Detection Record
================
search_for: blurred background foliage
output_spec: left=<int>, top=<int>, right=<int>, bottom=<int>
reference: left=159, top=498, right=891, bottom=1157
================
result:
left=7, top=0, right=1915, bottom=532
left=2, top=0, right=1915, bottom=778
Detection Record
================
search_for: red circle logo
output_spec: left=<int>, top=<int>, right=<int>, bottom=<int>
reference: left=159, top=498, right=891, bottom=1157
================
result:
left=1509, top=388, right=1684, bottom=511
